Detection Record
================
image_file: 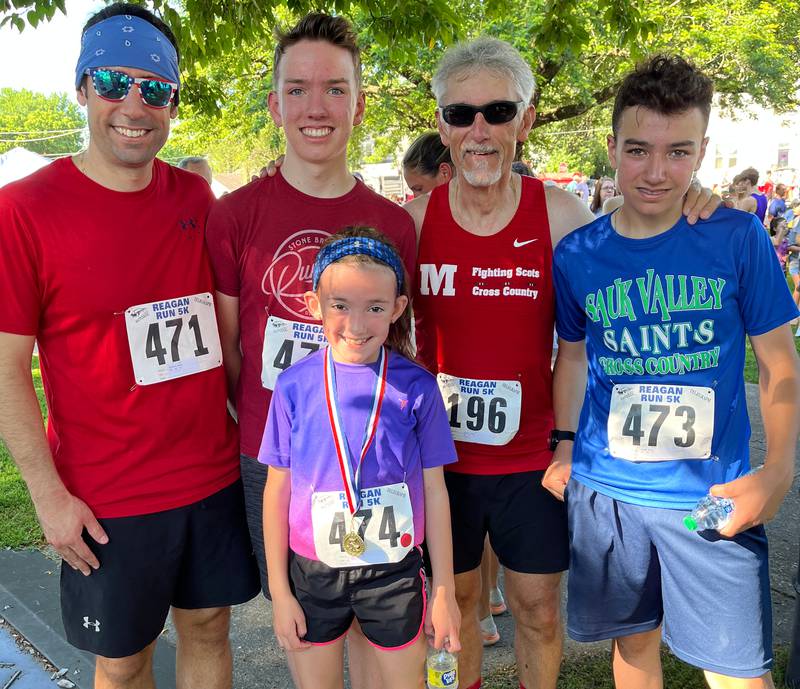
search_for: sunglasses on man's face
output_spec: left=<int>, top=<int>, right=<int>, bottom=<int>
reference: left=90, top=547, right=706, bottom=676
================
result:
left=86, top=68, right=177, bottom=109
left=439, top=100, right=523, bottom=127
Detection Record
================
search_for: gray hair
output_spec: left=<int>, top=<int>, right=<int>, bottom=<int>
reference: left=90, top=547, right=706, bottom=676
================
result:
left=431, top=37, right=536, bottom=106
left=177, top=156, right=208, bottom=169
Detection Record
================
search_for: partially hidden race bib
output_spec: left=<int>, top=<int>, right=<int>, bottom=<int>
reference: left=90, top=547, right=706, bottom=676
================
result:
left=311, top=482, right=414, bottom=568
left=262, top=315, right=327, bottom=390
left=125, top=293, right=222, bottom=386
left=437, top=373, right=521, bottom=446
left=608, top=383, right=714, bottom=461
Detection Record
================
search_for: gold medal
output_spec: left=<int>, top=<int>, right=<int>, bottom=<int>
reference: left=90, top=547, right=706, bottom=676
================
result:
left=343, top=531, right=366, bottom=557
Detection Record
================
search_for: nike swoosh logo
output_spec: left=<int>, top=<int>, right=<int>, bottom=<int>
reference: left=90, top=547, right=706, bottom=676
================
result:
left=513, top=238, right=538, bottom=247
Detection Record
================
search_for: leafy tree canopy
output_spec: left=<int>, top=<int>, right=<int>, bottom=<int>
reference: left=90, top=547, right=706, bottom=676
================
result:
left=0, top=88, right=85, bottom=155
left=4, top=0, right=798, bottom=173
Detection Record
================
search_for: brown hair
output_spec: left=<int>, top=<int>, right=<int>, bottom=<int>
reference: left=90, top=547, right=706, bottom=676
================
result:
left=612, top=55, right=713, bottom=137
left=317, top=227, right=414, bottom=361
left=273, top=13, right=361, bottom=88
left=590, top=176, right=616, bottom=213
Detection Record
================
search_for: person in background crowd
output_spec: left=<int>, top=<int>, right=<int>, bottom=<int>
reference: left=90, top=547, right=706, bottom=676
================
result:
left=732, top=172, right=758, bottom=215
left=178, top=156, right=213, bottom=185
left=770, top=216, right=791, bottom=269
left=762, top=170, right=775, bottom=199
left=566, top=172, right=589, bottom=202
left=402, top=131, right=453, bottom=197
left=786, top=202, right=800, bottom=326
left=736, top=167, right=768, bottom=223
left=767, top=183, right=788, bottom=225
left=590, top=176, right=616, bottom=217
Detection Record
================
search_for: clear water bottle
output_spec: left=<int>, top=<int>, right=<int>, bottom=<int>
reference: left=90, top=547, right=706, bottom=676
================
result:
left=683, top=494, right=734, bottom=532
left=427, top=647, right=458, bottom=688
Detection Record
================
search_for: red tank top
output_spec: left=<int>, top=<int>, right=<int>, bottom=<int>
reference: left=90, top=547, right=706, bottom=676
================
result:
left=415, top=177, right=555, bottom=474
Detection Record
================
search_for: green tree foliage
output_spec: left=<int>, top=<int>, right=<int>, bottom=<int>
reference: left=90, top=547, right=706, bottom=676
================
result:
left=4, top=0, right=798, bottom=173
left=0, top=88, right=85, bottom=155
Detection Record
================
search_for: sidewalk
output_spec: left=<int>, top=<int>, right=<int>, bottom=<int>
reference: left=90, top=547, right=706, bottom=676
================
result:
left=0, top=383, right=797, bottom=688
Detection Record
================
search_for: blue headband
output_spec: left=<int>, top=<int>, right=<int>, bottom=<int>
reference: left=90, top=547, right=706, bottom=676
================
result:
left=75, top=15, right=180, bottom=89
left=312, top=237, right=405, bottom=291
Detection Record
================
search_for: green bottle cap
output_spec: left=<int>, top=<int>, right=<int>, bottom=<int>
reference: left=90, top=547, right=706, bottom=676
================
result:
left=683, top=515, right=698, bottom=531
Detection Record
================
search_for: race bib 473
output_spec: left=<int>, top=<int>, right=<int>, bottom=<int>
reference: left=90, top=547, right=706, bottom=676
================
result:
left=608, top=384, right=714, bottom=461
left=124, top=293, right=222, bottom=385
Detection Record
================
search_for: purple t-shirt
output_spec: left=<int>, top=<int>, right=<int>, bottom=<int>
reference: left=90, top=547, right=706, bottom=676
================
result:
left=259, top=349, right=457, bottom=561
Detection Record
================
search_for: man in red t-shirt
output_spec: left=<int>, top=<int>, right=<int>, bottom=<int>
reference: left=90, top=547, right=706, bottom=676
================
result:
left=405, top=38, right=719, bottom=689
left=205, top=13, right=416, bottom=687
left=0, top=4, right=258, bottom=687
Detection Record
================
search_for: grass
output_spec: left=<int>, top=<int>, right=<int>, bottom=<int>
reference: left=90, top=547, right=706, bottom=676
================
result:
left=483, top=645, right=792, bottom=688
left=0, top=355, right=46, bottom=548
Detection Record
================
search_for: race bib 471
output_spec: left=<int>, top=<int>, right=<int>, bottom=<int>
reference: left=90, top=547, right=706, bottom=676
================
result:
left=124, top=293, right=222, bottom=385
left=608, top=383, right=714, bottom=461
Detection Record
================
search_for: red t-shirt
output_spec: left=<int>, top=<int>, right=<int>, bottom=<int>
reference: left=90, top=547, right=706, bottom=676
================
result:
left=206, top=170, right=417, bottom=457
left=0, top=158, right=240, bottom=518
left=414, top=177, right=555, bottom=475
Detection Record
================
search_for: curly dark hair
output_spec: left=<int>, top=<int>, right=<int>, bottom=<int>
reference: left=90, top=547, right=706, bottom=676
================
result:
left=612, top=55, right=713, bottom=136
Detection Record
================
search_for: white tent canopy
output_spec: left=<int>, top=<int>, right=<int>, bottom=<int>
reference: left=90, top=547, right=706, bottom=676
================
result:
left=0, top=147, right=52, bottom=187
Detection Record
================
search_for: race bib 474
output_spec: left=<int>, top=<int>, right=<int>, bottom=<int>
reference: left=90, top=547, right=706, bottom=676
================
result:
left=311, top=482, right=414, bottom=568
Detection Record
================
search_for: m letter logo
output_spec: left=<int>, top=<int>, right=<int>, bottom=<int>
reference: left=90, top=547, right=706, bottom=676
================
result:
left=419, top=264, right=457, bottom=296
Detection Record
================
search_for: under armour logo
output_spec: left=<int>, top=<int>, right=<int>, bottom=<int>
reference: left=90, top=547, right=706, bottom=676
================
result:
left=179, top=218, right=197, bottom=231
left=83, top=617, right=100, bottom=632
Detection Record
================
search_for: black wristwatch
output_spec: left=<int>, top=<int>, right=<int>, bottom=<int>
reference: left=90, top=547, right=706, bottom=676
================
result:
left=549, top=429, right=576, bottom=451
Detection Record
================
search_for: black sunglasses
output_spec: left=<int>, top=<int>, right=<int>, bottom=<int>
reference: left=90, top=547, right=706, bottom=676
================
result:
left=86, top=68, right=177, bottom=109
left=440, top=100, right=523, bottom=127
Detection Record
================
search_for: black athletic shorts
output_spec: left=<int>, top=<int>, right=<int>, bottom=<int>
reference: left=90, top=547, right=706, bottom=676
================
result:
left=445, top=470, right=569, bottom=575
left=61, top=479, right=260, bottom=658
left=240, top=454, right=270, bottom=598
left=290, top=548, right=426, bottom=649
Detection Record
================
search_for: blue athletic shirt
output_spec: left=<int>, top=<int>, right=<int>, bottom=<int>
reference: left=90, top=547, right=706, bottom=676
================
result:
left=553, top=208, right=798, bottom=509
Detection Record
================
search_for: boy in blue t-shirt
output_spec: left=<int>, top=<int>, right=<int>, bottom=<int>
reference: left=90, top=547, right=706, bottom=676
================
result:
left=545, top=55, right=800, bottom=687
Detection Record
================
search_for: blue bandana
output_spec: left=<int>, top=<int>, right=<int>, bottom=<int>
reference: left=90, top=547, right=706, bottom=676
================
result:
left=75, top=15, right=180, bottom=89
left=312, top=237, right=405, bottom=292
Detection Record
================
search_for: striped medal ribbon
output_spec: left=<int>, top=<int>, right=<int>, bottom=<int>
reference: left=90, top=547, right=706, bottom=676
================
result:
left=323, top=345, right=388, bottom=557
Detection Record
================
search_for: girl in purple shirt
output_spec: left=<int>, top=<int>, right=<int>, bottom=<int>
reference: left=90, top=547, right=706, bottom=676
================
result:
left=260, top=227, right=461, bottom=688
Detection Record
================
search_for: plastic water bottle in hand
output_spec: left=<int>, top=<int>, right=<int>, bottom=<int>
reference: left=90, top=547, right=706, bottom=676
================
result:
left=427, top=647, right=458, bottom=688
left=683, top=494, right=734, bottom=532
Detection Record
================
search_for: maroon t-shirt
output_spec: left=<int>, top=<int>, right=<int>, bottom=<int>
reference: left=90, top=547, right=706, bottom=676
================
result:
left=206, top=170, right=417, bottom=457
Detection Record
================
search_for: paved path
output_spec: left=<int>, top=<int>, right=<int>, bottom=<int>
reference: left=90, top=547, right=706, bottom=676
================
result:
left=0, top=623, right=58, bottom=689
left=0, top=384, right=797, bottom=688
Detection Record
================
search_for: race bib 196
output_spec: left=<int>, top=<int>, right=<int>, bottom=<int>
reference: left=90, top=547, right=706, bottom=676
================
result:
left=608, top=384, right=714, bottom=461
left=262, top=316, right=327, bottom=390
left=311, top=482, right=414, bottom=568
left=124, top=293, right=222, bottom=386
left=437, top=373, right=521, bottom=446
